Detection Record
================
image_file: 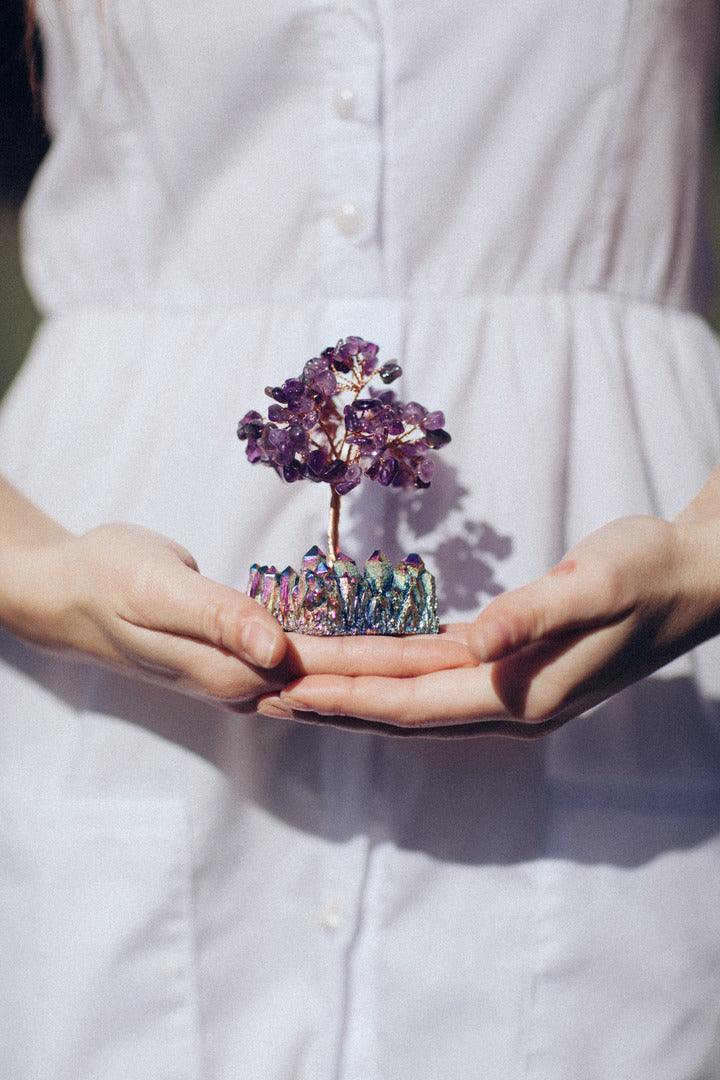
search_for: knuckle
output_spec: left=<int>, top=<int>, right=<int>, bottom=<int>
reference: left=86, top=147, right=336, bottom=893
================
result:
left=387, top=701, right=412, bottom=727
left=392, top=683, right=422, bottom=729
left=336, top=635, right=355, bottom=669
left=83, top=521, right=122, bottom=546
left=520, top=682, right=572, bottom=726
left=500, top=673, right=558, bottom=724
left=394, top=633, right=411, bottom=664
left=497, top=603, right=533, bottom=648
left=124, top=561, right=160, bottom=621
left=584, top=555, right=619, bottom=602
left=345, top=680, right=365, bottom=717
left=201, top=597, right=231, bottom=650
left=202, top=668, right=251, bottom=703
left=522, top=700, right=557, bottom=725
left=183, top=651, right=254, bottom=702
left=170, top=541, right=199, bottom=571
left=597, top=565, right=628, bottom=616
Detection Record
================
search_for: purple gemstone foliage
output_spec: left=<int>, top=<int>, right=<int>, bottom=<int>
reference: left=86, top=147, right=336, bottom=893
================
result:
left=237, top=336, right=451, bottom=493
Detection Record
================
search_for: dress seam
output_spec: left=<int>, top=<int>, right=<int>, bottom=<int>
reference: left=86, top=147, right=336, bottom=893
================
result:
left=33, top=286, right=710, bottom=320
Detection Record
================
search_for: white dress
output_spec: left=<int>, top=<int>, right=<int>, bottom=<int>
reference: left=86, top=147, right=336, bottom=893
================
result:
left=1, top=1, right=720, bottom=1077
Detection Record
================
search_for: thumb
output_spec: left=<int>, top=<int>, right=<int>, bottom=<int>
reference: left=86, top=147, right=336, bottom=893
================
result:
left=470, top=559, right=611, bottom=662
left=138, top=554, right=287, bottom=669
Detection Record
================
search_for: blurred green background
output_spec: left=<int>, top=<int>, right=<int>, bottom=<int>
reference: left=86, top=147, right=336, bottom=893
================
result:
left=2, top=4, right=720, bottom=404
left=1, top=0, right=48, bottom=402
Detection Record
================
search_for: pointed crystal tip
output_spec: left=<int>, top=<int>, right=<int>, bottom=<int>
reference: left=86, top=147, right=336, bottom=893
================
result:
left=248, top=549, right=438, bottom=635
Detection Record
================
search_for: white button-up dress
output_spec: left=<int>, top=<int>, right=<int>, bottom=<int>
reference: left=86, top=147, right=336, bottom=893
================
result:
left=2, top=2, right=720, bottom=1077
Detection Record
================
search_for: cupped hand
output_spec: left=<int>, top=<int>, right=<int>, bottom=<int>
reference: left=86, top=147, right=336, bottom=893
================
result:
left=7, top=523, right=473, bottom=710
left=265, top=515, right=720, bottom=736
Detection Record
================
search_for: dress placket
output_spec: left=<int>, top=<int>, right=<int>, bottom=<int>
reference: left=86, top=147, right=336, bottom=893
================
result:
left=316, top=1, right=384, bottom=296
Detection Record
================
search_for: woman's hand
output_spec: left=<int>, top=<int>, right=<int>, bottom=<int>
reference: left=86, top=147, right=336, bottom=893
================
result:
left=3, top=522, right=473, bottom=710
left=264, top=514, right=720, bottom=736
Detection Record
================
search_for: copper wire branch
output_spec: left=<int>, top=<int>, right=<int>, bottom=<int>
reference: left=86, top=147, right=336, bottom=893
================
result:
left=327, top=488, right=341, bottom=566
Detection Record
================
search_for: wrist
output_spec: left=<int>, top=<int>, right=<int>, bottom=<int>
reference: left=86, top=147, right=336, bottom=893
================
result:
left=0, top=534, right=79, bottom=647
left=674, top=466, right=720, bottom=527
left=668, top=515, right=720, bottom=646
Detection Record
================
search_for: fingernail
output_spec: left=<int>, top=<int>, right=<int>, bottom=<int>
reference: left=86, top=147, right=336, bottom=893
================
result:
left=240, top=621, right=280, bottom=667
left=279, top=691, right=311, bottom=709
left=257, top=699, right=294, bottom=719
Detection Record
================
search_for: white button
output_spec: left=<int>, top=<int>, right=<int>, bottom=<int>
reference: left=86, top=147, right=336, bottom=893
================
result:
left=319, top=897, right=343, bottom=931
left=335, top=201, right=361, bottom=236
left=334, top=86, right=356, bottom=120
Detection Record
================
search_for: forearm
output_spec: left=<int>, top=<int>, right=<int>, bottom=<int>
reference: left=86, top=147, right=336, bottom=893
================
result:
left=0, top=474, right=74, bottom=635
left=675, top=465, right=720, bottom=525
left=672, top=467, right=720, bottom=611
left=0, top=475, right=73, bottom=550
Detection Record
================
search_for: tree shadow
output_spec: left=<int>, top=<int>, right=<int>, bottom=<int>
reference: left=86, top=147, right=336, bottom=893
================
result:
left=4, top=452, right=720, bottom=873
left=345, top=458, right=512, bottom=616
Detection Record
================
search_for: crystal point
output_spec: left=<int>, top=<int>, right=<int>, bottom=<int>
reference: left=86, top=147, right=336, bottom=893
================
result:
left=245, top=549, right=437, bottom=635
left=302, top=545, right=326, bottom=574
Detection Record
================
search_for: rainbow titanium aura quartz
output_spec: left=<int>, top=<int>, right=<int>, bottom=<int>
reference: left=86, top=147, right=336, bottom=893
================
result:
left=246, top=546, right=439, bottom=635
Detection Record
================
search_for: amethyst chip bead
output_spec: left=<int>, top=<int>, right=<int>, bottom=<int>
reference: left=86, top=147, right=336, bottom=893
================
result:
left=238, top=336, right=449, bottom=627
left=237, top=335, right=450, bottom=495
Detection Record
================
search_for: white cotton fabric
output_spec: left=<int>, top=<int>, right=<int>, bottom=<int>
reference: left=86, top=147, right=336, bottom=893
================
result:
left=2, top=1, right=720, bottom=1077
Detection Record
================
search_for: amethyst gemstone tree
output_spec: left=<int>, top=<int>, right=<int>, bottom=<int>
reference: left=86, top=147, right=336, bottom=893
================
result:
left=237, top=336, right=451, bottom=635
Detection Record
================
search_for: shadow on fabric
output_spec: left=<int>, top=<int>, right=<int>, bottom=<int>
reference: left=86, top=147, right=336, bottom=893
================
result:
left=3, top=627, right=720, bottom=870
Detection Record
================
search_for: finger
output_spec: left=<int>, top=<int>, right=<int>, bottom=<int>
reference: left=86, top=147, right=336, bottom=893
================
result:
left=257, top=694, right=539, bottom=738
left=276, top=608, right=650, bottom=734
left=469, top=559, right=630, bottom=663
left=120, top=558, right=286, bottom=669
left=491, top=615, right=646, bottom=724
left=436, top=621, right=476, bottom=646
left=278, top=627, right=476, bottom=680
left=279, top=667, right=505, bottom=728
left=109, top=619, right=286, bottom=703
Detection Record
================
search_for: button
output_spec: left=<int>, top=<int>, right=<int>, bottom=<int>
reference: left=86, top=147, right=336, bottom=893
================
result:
left=335, top=201, right=361, bottom=236
left=319, top=897, right=343, bottom=931
left=334, top=86, right=356, bottom=120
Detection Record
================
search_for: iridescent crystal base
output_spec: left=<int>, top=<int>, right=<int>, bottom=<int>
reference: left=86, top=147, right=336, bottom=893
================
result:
left=246, top=546, right=439, bottom=635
